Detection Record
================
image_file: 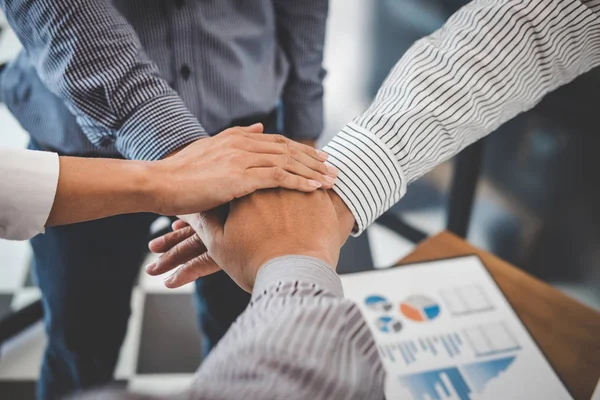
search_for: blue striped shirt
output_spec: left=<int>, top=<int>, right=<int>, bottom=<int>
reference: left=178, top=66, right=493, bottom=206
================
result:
left=0, top=0, right=328, bottom=159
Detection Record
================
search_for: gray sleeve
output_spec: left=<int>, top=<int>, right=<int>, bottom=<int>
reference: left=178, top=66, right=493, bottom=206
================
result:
left=188, top=255, right=385, bottom=400
left=73, top=256, right=385, bottom=400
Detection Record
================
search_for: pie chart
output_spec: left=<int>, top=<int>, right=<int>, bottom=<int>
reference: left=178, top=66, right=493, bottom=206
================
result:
left=400, top=294, right=441, bottom=322
left=375, top=316, right=403, bottom=333
left=365, top=295, right=393, bottom=312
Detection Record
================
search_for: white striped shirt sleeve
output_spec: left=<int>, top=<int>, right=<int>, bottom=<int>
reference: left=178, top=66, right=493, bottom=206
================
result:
left=324, top=0, right=600, bottom=235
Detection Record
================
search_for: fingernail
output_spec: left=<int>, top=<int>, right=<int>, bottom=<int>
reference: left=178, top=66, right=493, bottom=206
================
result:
left=164, top=274, right=175, bottom=286
left=326, top=163, right=338, bottom=177
left=323, top=175, right=336, bottom=186
left=149, top=236, right=164, bottom=249
left=308, top=180, right=322, bottom=189
left=145, top=262, right=156, bottom=273
left=317, top=150, right=328, bottom=161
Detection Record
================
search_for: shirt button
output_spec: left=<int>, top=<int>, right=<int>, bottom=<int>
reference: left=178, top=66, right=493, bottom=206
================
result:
left=180, top=64, right=191, bottom=80
left=174, top=0, right=185, bottom=9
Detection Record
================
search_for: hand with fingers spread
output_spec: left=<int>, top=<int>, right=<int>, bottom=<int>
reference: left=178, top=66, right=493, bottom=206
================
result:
left=147, top=220, right=220, bottom=288
left=150, top=123, right=337, bottom=216
left=147, top=189, right=355, bottom=291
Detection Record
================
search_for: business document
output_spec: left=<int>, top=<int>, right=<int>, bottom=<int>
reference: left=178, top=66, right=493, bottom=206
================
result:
left=341, top=256, right=572, bottom=400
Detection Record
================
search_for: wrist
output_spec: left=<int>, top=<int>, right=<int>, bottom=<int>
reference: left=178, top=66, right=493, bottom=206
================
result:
left=47, top=157, right=157, bottom=226
left=249, top=246, right=337, bottom=288
left=140, top=160, right=171, bottom=215
left=327, top=190, right=356, bottom=241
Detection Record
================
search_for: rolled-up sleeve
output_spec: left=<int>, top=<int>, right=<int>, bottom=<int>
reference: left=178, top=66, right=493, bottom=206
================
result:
left=0, top=0, right=207, bottom=160
left=0, top=149, right=59, bottom=240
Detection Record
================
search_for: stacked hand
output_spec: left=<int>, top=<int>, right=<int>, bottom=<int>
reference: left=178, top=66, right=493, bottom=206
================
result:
left=150, top=123, right=337, bottom=216
left=147, top=189, right=355, bottom=292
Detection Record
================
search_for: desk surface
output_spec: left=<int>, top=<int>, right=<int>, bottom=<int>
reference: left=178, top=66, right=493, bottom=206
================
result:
left=396, top=231, right=600, bottom=400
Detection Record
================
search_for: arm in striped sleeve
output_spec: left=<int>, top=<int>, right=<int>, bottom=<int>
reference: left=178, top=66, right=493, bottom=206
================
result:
left=189, top=256, right=385, bottom=400
left=323, top=0, right=600, bottom=234
left=0, top=0, right=207, bottom=160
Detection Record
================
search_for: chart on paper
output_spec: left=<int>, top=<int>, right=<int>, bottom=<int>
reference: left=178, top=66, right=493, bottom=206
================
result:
left=397, top=356, right=516, bottom=400
left=341, top=256, right=572, bottom=400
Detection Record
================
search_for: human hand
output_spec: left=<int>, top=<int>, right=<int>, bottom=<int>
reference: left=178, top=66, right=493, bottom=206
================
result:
left=147, top=189, right=354, bottom=291
left=295, top=139, right=317, bottom=148
left=148, top=124, right=337, bottom=216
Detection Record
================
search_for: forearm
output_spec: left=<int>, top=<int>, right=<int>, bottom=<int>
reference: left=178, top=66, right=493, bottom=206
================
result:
left=45, top=156, right=160, bottom=227
left=1, top=0, right=206, bottom=160
left=190, top=256, right=384, bottom=400
left=324, top=0, right=600, bottom=234
left=274, top=0, right=328, bottom=140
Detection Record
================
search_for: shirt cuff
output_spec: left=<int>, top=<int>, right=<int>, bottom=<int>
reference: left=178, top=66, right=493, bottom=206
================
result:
left=322, top=122, right=406, bottom=236
left=0, top=149, right=59, bottom=240
left=282, top=98, right=324, bottom=141
left=252, top=255, right=343, bottom=301
left=116, top=94, right=208, bottom=160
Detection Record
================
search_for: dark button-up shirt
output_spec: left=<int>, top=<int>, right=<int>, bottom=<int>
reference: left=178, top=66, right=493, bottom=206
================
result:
left=0, top=0, right=328, bottom=159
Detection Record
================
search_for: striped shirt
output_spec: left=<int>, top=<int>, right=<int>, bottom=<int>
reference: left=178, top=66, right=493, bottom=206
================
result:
left=76, top=256, right=385, bottom=400
left=324, top=0, right=600, bottom=235
left=0, top=0, right=327, bottom=160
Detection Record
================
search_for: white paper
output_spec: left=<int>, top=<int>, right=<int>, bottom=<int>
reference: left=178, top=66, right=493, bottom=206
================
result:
left=592, top=378, right=600, bottom=400
left=340, top=255, right=573, bottom=400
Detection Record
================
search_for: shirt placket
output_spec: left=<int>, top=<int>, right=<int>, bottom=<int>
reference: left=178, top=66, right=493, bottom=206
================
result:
left=170, top=0, right=202, bottom=122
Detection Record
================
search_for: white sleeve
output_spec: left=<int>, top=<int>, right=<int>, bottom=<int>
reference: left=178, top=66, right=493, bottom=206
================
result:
left=323, top=0, right=600, bottom=235
left=0, top=148, right=60, bottom=240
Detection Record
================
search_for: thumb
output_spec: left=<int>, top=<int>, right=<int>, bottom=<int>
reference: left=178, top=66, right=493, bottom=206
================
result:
left=178, top=213, right=203, bottom=232
left=239, top=122, right=264, bottom=134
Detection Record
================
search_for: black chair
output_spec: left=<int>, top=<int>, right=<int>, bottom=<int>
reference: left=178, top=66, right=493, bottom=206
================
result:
left=375, top=140, right=485, bottom=243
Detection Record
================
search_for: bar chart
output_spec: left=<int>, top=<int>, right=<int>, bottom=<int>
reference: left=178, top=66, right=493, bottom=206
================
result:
left=379, top=332, right=465, bottom=365
left=462, top=356, right=516, bottom=393
left=398, top=367, right=472, bottom=400
left=397, top=356, right=517, bottom=400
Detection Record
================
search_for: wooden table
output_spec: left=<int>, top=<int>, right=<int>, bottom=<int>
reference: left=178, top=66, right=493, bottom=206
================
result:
left=395, top=231, right=600, bottom=400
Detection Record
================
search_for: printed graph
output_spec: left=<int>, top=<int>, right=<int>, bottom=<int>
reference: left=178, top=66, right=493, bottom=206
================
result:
left=379, top=332, right=465, bottom=365
left=399, top=367, right=472, bottom=400
left=398, top=356, right=517, bottom=400
left=375, top=316, right=403, bottom=334
left=463, top=322, right=521, bottom=357
left=440, top=285, right=494, bottom=316
left=400, top=294, right=441, bottom=322
left=462, top=356, right=516, bottom=393
left=364, top=295, right=393, bottom=312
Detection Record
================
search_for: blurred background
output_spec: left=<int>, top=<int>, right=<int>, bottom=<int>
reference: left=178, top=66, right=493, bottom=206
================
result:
left=1, top=0, right=599, bottom=398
